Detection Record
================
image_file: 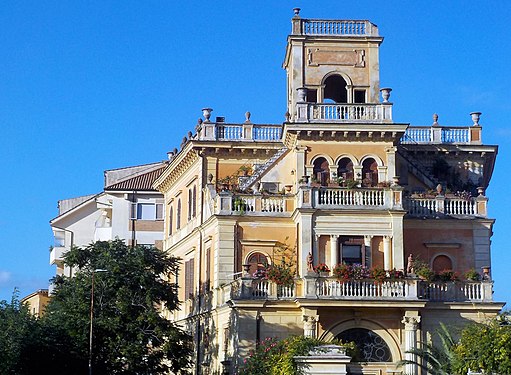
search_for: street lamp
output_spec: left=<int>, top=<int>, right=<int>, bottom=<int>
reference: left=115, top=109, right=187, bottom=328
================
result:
left=89, top=268, right=108, bottom=375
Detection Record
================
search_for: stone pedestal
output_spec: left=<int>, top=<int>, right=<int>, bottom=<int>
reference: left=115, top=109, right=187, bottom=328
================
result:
left=294, top=345, right=351, bottom=375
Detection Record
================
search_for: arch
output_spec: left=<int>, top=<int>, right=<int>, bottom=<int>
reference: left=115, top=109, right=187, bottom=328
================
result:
left=323, top=75, right=348, bottom=103
left=432, top=254, right=454, bottom=272
left=362, top=157, right=379, bottom=187
left=334, top=154, right=359, bottom=166
left=320, top=319, right=402, bottom=363
left=313, top=157, right=330, bottom=186
left=245, top=251, right=271, bottom=276
left=311, top=154, right=335, bottom=166
left=338, top=328, right=392, bottom=362
left=360, top=154, right=384, bottom=167
left=337, top=157, right=355, bottom=181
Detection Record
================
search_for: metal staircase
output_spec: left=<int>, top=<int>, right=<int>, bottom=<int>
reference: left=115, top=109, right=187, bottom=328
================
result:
left=239, top=147, right=289, bottom=191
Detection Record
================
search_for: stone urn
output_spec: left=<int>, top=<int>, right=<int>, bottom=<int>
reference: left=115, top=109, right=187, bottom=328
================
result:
left=202, top=107, right=213, bottom=122
left=297, top=87, right=308, bottom=102
left=470, top=111, right=482, bottom=126
left=380, top=87, right=392, bottom=103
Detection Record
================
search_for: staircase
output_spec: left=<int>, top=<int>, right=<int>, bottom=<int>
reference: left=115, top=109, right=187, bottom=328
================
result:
left=397, top=147, right=438, bottom=189
left=239, top=147, right=289, bottom=191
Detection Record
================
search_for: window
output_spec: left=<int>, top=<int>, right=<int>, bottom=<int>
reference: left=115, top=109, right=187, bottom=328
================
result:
left=432, top=255, right=453, bottom=272
left=130, top=202, right=164, bottom=220
left=339, top=237, right=369, bottom=266
left=168, top=206, right=173, bottom=235
left=247, top=252, right=269, bottom=276
left=184, top=258, right=195, bottom=299
left=188, top=189, right=192, bottom=221
left=336, top=328, right=392, bottom=362
left=204, top=248, right=211, bottom=292
left=176, top=199, right=181, bottom=230
left=192, top=185, right=197, bottom=218
left=54, top=232, right=65, bottom=247
left=354, top=89, right=366, bottom=103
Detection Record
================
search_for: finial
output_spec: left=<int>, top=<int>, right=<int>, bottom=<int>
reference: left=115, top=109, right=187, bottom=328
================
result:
left=293, top=7, right=301, bottom=17
left=245, top=111, right=251, bottom=123
left=202, top=107, right=213, bottom=122
left=187, top=131, right=193, bottom=139
left=432, top=113, right=439, bottom=126
left=285, top=111, right=291, bottom=122
left=173, top=147, right=178, bottom=155
left=470, top=111, right=482, bottom=126
left=380, top=88, right=392, bottom=103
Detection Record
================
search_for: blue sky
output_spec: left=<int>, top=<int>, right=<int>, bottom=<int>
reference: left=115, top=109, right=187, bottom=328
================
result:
left=1, top=2, right=510, bottom=307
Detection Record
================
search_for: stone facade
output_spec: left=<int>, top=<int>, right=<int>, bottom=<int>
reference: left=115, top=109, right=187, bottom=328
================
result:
left=153, top=11, right=503, bottom=375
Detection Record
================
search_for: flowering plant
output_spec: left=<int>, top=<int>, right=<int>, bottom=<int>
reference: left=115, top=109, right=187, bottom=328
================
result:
left=332, top=263, right=369, bottom=283
left=266, top=259, right=295, bottom=287
left=369, top=266, right=387, bottom=284
left=313, top=263, right=330, bottom=273
left=387, top=269, right=405, bottom=280
left=253, top=268, right=267, bottom=279
left=437, top=269, right=459, bottom=282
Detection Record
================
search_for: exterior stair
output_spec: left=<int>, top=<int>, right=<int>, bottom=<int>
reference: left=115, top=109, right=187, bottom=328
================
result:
left=239, top=147, right=289, bottom=191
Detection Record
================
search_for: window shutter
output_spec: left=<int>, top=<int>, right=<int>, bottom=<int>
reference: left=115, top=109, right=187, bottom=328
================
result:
left=130, top=203, right=137, bottom=220
left=156, top=203, right=163, bottom=220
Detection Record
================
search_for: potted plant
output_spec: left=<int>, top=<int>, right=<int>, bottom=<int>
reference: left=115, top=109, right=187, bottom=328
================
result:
left=344, top=179, right=358, bottom=189
left=333, top=263, right=352, bottom=283
left=437, top=269, right=458, bottom=282
left=387, top=269, right=405, bottom=280
left=464, top=268, right=481, bottom=281
left=314, top=263, right=330, bottom=276
left=238, top=165, right=253, bottom=176
left=415, top=262, right=435, bottom=282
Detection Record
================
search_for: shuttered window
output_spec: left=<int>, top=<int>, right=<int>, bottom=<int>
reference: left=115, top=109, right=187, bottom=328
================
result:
left=184, top=259, right=195, bottom=299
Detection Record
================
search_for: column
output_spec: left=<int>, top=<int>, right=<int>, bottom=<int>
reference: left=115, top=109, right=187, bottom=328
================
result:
left=383, top=236, right=392, bottom=270
left=313, top=234, right=319, bottom=266
left=330, top=235, right=339, bottom=268
left=402, top=314, right=421, bottom=375
left=297, top=212, right=314, bottom=277
left=303, top=315, right=317, bottom=338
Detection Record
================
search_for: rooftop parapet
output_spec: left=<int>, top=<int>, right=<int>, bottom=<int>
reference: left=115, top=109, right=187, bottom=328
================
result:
left=291, top=9, right=379, bottom=37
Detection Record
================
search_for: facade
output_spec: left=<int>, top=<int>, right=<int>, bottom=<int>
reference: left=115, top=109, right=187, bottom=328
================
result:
left=20, top=289, right=50, bottom=317
left=153, top=12, right=503, bottom=375
left=50, top=162, right=166, bottom=279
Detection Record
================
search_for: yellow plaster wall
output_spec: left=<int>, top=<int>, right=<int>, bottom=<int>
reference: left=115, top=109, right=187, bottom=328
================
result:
left=304, top=142, right=389, bottom=166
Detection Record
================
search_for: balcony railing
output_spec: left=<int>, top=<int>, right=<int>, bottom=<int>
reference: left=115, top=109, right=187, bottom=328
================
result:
left=295, top=103, right=393, bottom=123
left=49, top=246, right=67, bottom=265
left=215, top=192, right=294, bottom=216
left=198, top=123, right=282, bottom=142
left=401, top=126, right=481, bottom=145
left=218, top=277, right=493, bottom=304
left=404, top=196, right=487, bottom=218
left=294, top=19, right=379, bottom=37
left=299, top=186, right=402, bottom=211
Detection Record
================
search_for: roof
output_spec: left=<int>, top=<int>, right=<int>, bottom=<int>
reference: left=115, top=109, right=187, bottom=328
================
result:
left=104, top=164, right=167, bottom=191
left=57, top=194, right=97, bottom=216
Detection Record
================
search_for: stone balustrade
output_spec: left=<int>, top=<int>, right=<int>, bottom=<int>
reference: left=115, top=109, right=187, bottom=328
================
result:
left=401, top=126, right=481, bottom=145
left=214, top=192, right=294, bottom=216
left=199, top=122, right=282, bottom=142
left=404, top=195, right=487, bottom=218
left=295, top=103, right=393, bottom=123
left=296, top=19, right=378, bottom=37
left=217, top=277, right=494, bottom=305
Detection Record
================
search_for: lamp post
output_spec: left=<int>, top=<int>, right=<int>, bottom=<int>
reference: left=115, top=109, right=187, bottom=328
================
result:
left=89, top=269, right=107, bottom=375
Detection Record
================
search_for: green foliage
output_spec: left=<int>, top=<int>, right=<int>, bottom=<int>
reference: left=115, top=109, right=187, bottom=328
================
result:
left=266, top=257, right=295, bottom=287
left=464, top=268, right=481, bottom=281
left=239, top=336, right=357, bottom=375
left=452, top=318, right=511, bottom=374
left=45, top=239, right=192, bottom=374
left=397, top=322, right=455, bottom=375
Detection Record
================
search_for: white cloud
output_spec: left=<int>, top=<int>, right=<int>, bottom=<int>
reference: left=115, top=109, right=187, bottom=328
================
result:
left=0, top=271, right=11, bottom=284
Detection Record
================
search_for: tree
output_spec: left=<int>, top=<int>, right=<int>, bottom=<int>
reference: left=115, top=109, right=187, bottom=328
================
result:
left=452, top=315, right=511, bottom=374
left=397, top=322, right=455, bottom=375
left=44, top=240, right=192, bottom=375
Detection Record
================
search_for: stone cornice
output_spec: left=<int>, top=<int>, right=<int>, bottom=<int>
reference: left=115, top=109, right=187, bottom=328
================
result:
left=153, top=142, right=199, bottom=193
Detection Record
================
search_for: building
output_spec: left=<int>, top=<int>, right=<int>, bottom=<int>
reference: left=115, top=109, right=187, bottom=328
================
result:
left=20, top=289, right=50, bottom=317
left=153, top=11, right=503, bottom=375
left=50, top=162, right=166, bottom=279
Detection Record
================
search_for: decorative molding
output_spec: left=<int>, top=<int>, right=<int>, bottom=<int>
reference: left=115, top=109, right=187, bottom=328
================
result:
left=308, top=48, right=365, bottom=67
left=424, top=242, right=461, bottom=249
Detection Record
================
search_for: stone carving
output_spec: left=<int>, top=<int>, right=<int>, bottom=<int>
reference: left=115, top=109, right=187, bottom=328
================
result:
left=303, top=315, right=317, bottom=338
left=307, top=252, right=314, bottom=272
left=406, top=254, right=414, bottom=275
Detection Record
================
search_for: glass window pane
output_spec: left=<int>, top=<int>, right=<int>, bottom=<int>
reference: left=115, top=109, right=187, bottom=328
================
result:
left=137, top=203, right=156, bottom=220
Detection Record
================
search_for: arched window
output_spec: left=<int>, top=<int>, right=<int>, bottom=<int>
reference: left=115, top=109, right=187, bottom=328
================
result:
left=313, top=157, right=330, bottom=186
left=362, top=158, right=379, bottom=187
left=336, top=328, right=392, bottom=362
left=168, top=206, right=173, bottom=235
left=176, top=199, right=181, bottom=230
left=432, top=255, right=453, bottom=273
left=192, top=185, right=197, bottom=218
left=247, top=252, right=269, bottom=276
left=323, top=75, right=348, bottom=103
left=188, top=189, right=192, bottom=221
left=337, top=157, right=354, bottom=182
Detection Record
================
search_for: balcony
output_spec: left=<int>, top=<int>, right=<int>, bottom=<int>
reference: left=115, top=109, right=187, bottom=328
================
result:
left=401, top=125, right=481, bottom=145
left=295, top=103, right=393, bottom=124
left=292, top=18, right=379, bottom=37
left=404, top=195, right=487, bottom=218
left=49, top=246, right=67, bottom=265
left=197, top=122, right=282, bottom=142
left=214, top=192, right=295, bottom=216
left=218, top=277, right=494, bottom=305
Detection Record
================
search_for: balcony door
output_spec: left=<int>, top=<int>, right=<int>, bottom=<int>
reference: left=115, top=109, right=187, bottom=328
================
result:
left=339, top=236, right=371, bottom=267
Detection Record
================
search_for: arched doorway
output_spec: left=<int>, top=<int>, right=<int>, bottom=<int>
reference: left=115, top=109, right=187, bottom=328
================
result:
left=362, top=158, right=379, bottom=187
left=337, top=157, right=354, bottom=183
left=313, top=157, right=330, bottom=186
left=323, top=75, right=348, bottom=103
left=336, top=328, right=393, bottom=362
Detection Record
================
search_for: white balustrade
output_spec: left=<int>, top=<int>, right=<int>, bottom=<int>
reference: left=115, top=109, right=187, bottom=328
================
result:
left=445, top=199, right=476, bottom=215
left=317, top=188, right=385, bottom=207
left=405, top=197, right=481, bottom=217
left=401, top=126, right=471, bottom=145
left=305, top=103, right=391, bottom=122
left=316, top=279, right=408, bottom=299
left=215, top=124, right=281, bottom=141
left=261, top=197, right=285, bottom=212
left=419, top=281, right=488, bottom=302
